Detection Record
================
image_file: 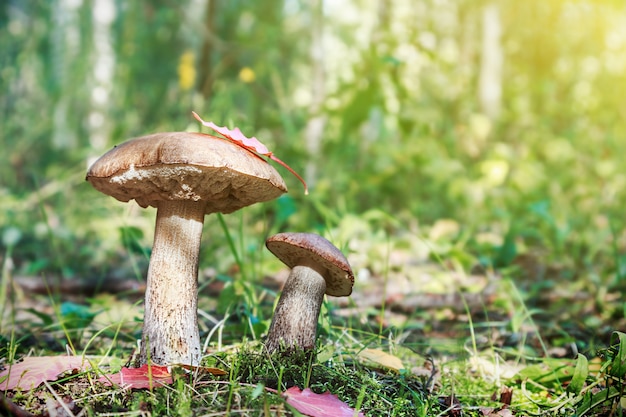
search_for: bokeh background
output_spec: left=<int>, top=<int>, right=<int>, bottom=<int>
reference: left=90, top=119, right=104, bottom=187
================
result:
left=2, top=0, right=626, bottom=309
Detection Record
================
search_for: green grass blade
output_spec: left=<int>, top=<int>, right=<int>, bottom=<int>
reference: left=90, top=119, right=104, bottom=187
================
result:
left=609, top=331, right=626, bottom=379
left=567, top=353, right=588, bottom=395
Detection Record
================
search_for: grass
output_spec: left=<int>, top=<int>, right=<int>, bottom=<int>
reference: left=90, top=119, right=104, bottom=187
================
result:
left=3, top=322, right=622, bottom=416
left=1, top=186, right=624, bottom=416
left=5, top=278, right=626, bottom=416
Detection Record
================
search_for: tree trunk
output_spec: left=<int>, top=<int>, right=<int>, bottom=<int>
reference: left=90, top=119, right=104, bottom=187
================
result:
left=304, top=0, right=326, bottom=188
left=478, top=3, right=503, bottom=121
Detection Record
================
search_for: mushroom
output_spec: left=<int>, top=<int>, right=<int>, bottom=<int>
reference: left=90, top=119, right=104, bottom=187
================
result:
left=264, top=232, right=354, bottom=353
left=86, top=131, right=287, bottom=366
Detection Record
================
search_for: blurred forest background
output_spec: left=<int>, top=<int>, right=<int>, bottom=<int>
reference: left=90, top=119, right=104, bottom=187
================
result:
left=1, top=0, right=626, bottom=321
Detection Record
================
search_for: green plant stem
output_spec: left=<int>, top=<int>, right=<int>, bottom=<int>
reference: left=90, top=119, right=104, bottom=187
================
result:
left=217, top=213, right=245, bottom=279
left=0, top=245, right=14, bottom=334
left=378, top=235, right=391, bottom=337
left=507, top=278, right=549, bottom=357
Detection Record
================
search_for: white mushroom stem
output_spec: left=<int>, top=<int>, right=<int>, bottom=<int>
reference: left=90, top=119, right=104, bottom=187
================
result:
left=265, top=265, right=327, bottom=352
left=140, top=200, right=206, bottom=366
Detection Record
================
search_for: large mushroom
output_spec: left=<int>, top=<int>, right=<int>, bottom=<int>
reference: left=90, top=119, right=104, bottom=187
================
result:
left=86, top=131, right=287, bottom=366
left=264, top=233, right=354, bottom=352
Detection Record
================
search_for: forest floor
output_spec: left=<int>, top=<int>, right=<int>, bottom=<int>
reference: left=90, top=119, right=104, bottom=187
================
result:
left=1, top=246, right=625, bottom=416
left=0, top=228, right=626, bottom=417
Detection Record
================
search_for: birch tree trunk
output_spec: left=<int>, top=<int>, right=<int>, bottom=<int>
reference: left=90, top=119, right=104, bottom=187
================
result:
left=89, top=0, right=116, bottom=152
left=304, top=0, right=326, bottom=188
left=478, top=3, right=503, bottom=121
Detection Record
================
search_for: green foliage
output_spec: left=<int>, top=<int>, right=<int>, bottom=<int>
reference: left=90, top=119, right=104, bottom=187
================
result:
left=58, top=301, right=99, bottom=330
left=508, top=331, right=626, bottom=416
left=1, top=1, right=626, bottom=416
left=2, top=0, right=626, bottom=295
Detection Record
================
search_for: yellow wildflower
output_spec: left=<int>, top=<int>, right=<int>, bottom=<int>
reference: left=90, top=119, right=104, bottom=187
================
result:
left=178, top=51, right=196, bottom=91
left=239, top=67, right=256, bottom=83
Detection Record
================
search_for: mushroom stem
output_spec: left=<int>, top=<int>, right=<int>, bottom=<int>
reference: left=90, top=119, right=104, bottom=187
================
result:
left=265, top=265, right=327, bottom=352
left=140, top=200, right=205, bottom=366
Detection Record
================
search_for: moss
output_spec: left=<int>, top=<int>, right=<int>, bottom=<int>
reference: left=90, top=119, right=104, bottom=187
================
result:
left=230, top=344, right=436, bottom=416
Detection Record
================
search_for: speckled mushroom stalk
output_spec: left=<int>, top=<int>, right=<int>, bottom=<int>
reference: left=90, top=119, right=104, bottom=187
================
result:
left=265, top=265, right=327, bottom=351
left=141, top=200, right=205, bottom=365
left=264, top=233, right=354, bottom=353
left=87, top=131, right=287, bottom=366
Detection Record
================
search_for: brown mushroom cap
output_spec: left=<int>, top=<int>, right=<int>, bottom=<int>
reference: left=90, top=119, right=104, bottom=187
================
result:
left=86, top=132, right=287, bottom=214
left=265, top=232, right=354, bottom=296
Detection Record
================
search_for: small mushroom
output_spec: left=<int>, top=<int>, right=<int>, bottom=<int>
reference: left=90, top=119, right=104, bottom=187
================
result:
left=87, top=131, right=287, bottom=366
left=264, top=232, right=354, bottom=352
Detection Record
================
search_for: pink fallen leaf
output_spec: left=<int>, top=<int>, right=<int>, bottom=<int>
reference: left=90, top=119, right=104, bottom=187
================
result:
left=192, top=111, right=309, bottom=195
left=283, top=386, right=365, bottom=417
left=481, top=407, right=515, bottom=417
left=98, top=364, right=173, bottom=389
left=0, top=356, right=93, bottom=391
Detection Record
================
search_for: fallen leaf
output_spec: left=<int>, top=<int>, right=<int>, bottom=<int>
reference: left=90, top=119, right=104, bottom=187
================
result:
left=192, top=111, right=308, bottom=194
left=357, top=348, right=404, bottom=371
left=481, top=406, right=515, bottom=416
left=283, top=386, right=365, bottom=417
left=0, top=356, right=93, bottom=391
left=498, top=386, right=513, bottom=405
left=471, top=354, right=524, bottom=380
left=177, top=364, right=228, bottom=376
left=98, top=364, right=173, bottom=389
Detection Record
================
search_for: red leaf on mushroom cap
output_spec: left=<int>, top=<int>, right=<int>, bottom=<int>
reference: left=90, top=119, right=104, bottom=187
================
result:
left=200, top=120, right=271, bottom=155
left=192, top=111, right=308, bottom=195
left=283, top=386, right=365, bottom=417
